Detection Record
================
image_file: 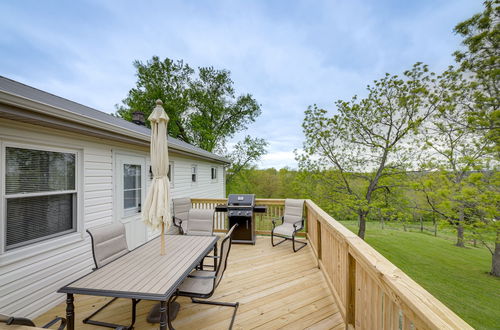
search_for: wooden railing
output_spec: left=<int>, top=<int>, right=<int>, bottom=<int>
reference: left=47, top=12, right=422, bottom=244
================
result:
left=305, top=199, right=471, bottom=330
left=191, top=198, right=471, bottom=329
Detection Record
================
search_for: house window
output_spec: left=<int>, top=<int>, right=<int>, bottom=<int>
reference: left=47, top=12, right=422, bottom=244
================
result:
left=4, top=146, right=77, bottom=251
left=123, top=164, right=141, bottom=215
left=191, top=165, right=197, bottom=183
left=211, top=167, right=217, bottom=180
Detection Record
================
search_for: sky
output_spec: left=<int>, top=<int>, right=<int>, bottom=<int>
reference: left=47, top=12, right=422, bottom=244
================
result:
left=0, top=0, right=483, bottom=169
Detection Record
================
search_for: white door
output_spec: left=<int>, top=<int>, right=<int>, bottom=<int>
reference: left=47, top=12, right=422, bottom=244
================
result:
left=115, top=154, right=148, bottom=249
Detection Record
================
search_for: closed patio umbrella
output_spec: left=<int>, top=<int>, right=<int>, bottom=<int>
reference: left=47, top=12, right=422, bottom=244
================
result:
left=143, top=99, right=171, bottom=255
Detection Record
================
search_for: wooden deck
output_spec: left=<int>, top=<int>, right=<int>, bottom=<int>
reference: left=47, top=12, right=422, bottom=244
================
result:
left=34, top=236, right=343, bottom=329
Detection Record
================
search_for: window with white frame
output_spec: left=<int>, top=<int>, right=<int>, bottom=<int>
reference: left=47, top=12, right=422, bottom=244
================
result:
left=4, top=146, right=77, bottom=251
left=123, top=164, right=141, bottom=215
left=191, top=165, right=197, bottom=183
left=211, top=167, right=217, bottom=180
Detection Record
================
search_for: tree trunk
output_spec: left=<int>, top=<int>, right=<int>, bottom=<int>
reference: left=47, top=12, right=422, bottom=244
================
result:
left=491, top=231, right=500, bottom=277
left=456, top=208, right=465, bottom=247
left=456, top=222, right=465, bottom=247
left=357, top=211, right=367, bottom=239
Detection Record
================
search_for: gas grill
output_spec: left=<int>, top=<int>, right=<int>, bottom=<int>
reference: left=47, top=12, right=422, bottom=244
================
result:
left=215, top=194, right=266, bottom=244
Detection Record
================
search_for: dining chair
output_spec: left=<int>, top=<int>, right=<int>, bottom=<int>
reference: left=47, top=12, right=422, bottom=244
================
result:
left=85, top=222, right=140, bottom=329
left=175, top=224, right=239, bottom=329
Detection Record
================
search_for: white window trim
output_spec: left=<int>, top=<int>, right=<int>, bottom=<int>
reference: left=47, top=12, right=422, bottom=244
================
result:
left=0, top=140, right=84, bottom=266
left=191, top=164, right=197, bottom=184
left=115, top=154, right=146, bottom=222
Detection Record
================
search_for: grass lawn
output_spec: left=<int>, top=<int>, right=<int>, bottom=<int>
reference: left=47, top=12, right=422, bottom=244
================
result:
left=339, top=221, right=500, bottom=330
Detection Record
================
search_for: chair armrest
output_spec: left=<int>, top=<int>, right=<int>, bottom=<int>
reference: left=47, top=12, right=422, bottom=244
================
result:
left=203, top=255, right=220, bottom=259
left=271, top=216, right=284, bottom=228
left=172, top=216, right=182, bottom=227
left=292, top=219, right=305, bottom=230
left=5, top=317, right=35, bottom=326
left=42, top=316, right=67, bottom=330
left=172, top=217, right=185, bottom=234
left=187, top=274, right=216, bottom=279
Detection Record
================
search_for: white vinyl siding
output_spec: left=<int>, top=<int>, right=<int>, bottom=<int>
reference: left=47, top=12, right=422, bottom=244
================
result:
left=0, top=118, right=225, bottom=319
left=169, top=158, right=224, bottom=199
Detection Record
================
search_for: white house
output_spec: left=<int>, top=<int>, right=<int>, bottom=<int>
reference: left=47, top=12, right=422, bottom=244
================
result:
left=0, top=76, right=230, bottom=318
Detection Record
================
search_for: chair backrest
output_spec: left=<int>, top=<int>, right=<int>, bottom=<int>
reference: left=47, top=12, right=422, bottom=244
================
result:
left=186, top=209, right=214, bottom=236
left=87, top=223, right=129, bottom=269
left=283, top=199, right=304, bottom=224
left=173, top=197, right=191, bottom=232
left=215, top=224, right=237, bottom=288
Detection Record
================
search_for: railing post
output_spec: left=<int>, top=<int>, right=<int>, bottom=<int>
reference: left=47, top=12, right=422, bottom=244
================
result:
left=346, top=252, right=356, bottom=329
left=317, top=219, right=322, bottom=267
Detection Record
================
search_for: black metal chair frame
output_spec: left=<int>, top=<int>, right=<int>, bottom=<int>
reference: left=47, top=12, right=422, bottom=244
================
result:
left=271, top=217, right=307, bottom=252
left=175, top=225, right=239, bottom=329
left=172, top=216, right=185, bottom=235
left=1, top=315, right=66, bottom=329
left=85, top=229, right=141, bottom=330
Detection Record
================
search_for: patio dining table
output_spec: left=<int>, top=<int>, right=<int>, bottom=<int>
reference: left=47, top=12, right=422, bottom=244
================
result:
left=58, top=234, right=218, bottom=330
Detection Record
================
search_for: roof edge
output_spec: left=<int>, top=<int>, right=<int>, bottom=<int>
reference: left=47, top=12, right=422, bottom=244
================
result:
left=0, top=89, right=231, bottom=164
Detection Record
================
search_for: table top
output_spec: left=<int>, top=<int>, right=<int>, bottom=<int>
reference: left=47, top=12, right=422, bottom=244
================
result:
left=58, top=235, right=218, bottom=301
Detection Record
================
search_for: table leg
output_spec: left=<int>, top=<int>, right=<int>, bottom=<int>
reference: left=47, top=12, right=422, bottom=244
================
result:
left=167, top=295, right=177, bottom=329
left=66, top=293, right=74, bottom=330
left=159, top=301, right=167, bottom=330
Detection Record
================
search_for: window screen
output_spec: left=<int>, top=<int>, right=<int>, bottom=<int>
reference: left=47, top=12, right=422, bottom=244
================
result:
left=211, top=167, right=217, bottom=180
left=123, top=164, right=141, bottom=213
left=5, top=147, right=77, bottom=250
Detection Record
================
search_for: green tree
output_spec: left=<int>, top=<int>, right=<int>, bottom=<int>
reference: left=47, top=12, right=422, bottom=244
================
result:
left=226, top=136, right=268, bottom=185
left=418, top=69, right=495, bottom=247
left=116, top=57, right=193, bottom=141
left=299, top=63, right=441, bottom=239
left=117, top=56, right=264, bottom=153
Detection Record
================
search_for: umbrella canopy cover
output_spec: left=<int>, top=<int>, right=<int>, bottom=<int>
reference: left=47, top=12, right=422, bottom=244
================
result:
left=142, top=100, right=172, bottom=231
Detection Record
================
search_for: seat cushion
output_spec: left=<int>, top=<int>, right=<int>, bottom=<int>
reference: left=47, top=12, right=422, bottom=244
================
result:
left=273, top=223, right=300, bottom=237
left=178, top=270, right=215, bottom=295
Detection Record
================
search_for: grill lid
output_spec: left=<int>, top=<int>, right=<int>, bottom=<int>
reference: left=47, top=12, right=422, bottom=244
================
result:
left=227, top=194, right=255, bottom=206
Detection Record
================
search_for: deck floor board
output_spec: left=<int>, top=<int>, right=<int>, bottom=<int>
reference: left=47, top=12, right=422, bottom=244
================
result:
left=34, top=236, right=342, bottom=329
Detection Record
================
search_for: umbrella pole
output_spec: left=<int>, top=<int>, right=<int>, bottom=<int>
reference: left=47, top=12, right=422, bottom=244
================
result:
left=161, top=221, right=165, bottom=255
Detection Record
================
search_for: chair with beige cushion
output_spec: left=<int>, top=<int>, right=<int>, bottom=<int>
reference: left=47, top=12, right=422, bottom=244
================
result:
left=271, top=199, right=307, bottom=252
left=175, top=224, right=239, bottom=329
left=85, top=223, right=139, bottom=329
left=172, top=197, right=192, bottom=234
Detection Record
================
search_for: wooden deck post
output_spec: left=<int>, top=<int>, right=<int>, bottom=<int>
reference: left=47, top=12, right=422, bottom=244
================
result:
left=317, top=219, right=322, bottom=268
left=346, top=252, right=356, bottom=329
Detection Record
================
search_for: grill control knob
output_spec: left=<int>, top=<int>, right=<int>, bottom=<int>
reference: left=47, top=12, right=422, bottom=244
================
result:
left=238, top=211, right=241, bottom=215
